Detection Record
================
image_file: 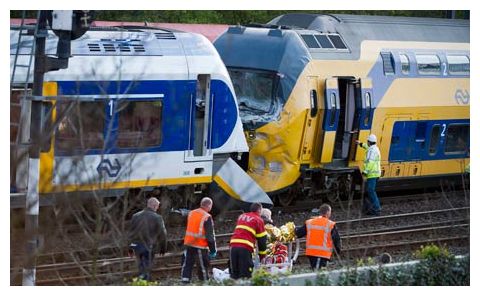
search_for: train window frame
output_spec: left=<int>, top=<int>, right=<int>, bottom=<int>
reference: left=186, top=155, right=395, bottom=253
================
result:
left=428, top=124, right=441, bottom=156
left=446, top=55, right=470, bottom=75
left=416, top=54, right=441, bottom=75
left=55, top=101, right=106, bottom=151
left=444, top=123, right=469, bottom=155
left=399, top=54, right=410, bottom=75
left=116, top=100, right=163, bottom=149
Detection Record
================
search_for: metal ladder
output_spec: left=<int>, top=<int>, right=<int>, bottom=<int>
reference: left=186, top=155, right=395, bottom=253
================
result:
left=11, top=11, right=40, bottom=192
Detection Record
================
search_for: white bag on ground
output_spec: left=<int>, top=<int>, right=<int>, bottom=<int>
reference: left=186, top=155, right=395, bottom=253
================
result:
left=212, top=268, right=230, bottom=281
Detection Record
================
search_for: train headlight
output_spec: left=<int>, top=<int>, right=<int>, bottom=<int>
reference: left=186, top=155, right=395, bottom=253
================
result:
left=268, top=161, right=282, bottom=172
left=247, top=130, right=256, bottom=140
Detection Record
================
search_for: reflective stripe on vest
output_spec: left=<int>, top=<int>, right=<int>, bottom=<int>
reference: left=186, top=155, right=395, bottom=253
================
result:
left=230, top=238, right=254, bottom=249
left=305, top=217, right=335, bottom=259
left=184, top=208, right=210, bottom=249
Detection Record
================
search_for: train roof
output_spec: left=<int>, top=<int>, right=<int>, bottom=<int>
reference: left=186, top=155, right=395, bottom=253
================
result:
left=10, top=25, right=218, bottom=57
left=268, top=14, right=469, bottom=60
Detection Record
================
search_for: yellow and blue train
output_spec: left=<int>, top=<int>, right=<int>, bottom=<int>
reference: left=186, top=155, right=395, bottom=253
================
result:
left=214, top=13, right=470, bottom=205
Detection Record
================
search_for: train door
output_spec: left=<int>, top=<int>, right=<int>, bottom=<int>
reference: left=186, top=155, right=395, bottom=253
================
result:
left=351, top=78, right=375, bottom=161
left=185, top=74, right=213, bottom=161
left=320, top=77, right=340, bottom=163
left=331, top=77, right=373, bottom=165
left=300, top=76, right=320, bottom=162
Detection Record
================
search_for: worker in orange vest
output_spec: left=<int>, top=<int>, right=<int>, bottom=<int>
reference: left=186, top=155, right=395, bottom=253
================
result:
left=295, top=203, right=341, bottom=270
left=229, top=202, right=268, bottom=279
left=181, top=197, right=217, bottom=284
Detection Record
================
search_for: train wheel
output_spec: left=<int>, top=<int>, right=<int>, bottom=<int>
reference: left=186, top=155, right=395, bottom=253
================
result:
left=276, top=187, right=297, bottom=207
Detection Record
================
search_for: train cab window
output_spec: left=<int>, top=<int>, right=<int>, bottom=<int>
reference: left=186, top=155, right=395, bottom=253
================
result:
left=447, top=55, right=470, bottom=75
left=399, top=54, right=410, bottom=75
left=116, top=100, right=163, bottom=148
left=56, top=101, right=105, bottom=150
left=429, top=125, right=440, bottom=155
left=381, top=52, right=395, bottom=75
left=416, top=54, right=441, bottom=75
left=445, top=124, right=469, bottom=154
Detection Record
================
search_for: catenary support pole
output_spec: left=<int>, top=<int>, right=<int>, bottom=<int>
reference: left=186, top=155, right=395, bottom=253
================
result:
left=22, top=10, right=47, bottom=286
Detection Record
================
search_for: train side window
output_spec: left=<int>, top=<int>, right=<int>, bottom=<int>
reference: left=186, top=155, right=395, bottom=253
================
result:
left=447, top=55, right=470, bottom=75
left=310, top=89, right=318, bottom=117
left=416, top=54, right=441, bottom=75
left=445, top=124, right=469, bottom=154
left=56, top=101, right=105, bottom=150
left=329, top=92, right=337, bottom=127
left=429, top=125, right=440, bottom=155
left=314, top=35, right=333, bottom=48
left=301, top=35, right=320, bottom=48
left=399, top=54, right=410, bottom=75
left=364, top=92, right=371, bottom=126
left=381, top=52, right=395, bottom=75
left=117, top=100, right=163, bottom=148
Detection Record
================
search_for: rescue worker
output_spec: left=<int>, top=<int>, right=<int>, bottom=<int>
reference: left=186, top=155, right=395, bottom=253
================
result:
left=128, top=197, right=167, bottom=281
left=295, top=204, right=341, bottom=270
left=356, top=134, right=382, bottom=216
left=181, top=197, right=217, bottom=284
left=229, top=202, right=268, bottom=279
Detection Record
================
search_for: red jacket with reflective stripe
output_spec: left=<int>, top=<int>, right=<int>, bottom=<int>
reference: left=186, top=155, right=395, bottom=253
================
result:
left=184, top=208, right=211, bottom=249
left=305, top=216, right=336, bottom=259
left=230, top=212, right=267, bottom=254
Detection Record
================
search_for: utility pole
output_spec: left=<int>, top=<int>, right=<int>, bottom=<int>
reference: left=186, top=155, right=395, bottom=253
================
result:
left=22, top=10, right=48, bottom=286
left=21, top=10, right=93, bottom=285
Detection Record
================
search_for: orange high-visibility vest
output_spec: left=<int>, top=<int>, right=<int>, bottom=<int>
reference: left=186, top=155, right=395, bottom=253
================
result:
left=305, top=216, right=336, bottom=259
left=184, top=208, right=211, bottom=249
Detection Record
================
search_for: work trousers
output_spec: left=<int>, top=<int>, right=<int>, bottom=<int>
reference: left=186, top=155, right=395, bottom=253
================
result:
left=307, top=256, right=329, bottom=270
left=180, top=246, right=210, bottom=283
left=229, top=247, right=254, bottom=279
left=130, top=243, right=153, bottom=281
left=364, top=177, right=381, bottom=214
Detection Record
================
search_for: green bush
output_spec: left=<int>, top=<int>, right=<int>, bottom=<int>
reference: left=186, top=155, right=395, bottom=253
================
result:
left=337, top=245, right=469, bottom=286
left=128, top=277, right=158, bottom=286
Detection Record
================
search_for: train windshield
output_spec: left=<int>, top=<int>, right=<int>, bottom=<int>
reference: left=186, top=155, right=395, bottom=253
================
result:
left=228, top=68, right=282, bottom=128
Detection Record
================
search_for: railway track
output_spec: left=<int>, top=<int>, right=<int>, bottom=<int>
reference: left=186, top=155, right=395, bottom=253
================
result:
left=10, top=206, right=470, bottom=285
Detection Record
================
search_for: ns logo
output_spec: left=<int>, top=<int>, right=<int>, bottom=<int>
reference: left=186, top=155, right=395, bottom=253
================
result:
left=455, top=89, right=470, bottom=105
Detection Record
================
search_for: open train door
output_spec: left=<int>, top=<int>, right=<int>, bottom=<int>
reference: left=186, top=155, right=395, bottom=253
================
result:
left=352, top=78, right=375, bottom=161
left=185, top=74, right=214, bottom=163
left=320, top=77, right=340, bottom=163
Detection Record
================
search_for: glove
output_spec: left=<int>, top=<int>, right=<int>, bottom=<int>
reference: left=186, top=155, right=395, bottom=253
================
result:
left=209, top=251, right=217, bottom=260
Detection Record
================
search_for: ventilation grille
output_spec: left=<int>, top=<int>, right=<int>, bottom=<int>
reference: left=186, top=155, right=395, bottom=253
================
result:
left=155, top=32, right=176, bottom=39
left=87, top=42, right=146, bottom=53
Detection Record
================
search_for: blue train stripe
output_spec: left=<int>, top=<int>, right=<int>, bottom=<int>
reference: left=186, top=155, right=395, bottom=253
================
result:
left=54, top=80, right=237, bottom=156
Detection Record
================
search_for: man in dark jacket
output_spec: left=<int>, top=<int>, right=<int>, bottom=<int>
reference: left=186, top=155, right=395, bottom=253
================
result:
left=129, top=197, right=167, bottom=280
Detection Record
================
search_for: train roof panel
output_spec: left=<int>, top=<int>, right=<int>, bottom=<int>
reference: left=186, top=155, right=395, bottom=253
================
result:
left=11, top=26, right=217, bottom=57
